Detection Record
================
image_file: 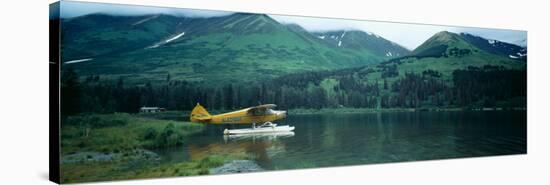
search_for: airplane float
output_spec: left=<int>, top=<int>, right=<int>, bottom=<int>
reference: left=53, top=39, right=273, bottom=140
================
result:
left=190, top=103, right=294, bottom=135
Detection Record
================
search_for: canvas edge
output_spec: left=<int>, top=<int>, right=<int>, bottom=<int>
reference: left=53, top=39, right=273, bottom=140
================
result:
left=49, top=1, right=61, bottom=184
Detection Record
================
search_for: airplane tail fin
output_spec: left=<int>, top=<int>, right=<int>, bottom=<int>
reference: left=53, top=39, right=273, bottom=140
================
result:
left=190, top=103, right=212, bottom=122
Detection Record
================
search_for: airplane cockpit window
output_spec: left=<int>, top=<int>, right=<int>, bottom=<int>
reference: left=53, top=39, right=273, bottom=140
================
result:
left=250, top=108, right=267, bottom=116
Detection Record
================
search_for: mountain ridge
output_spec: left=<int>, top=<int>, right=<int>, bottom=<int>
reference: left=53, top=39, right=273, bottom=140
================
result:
left=411, top=31, right=526, bottom=61
left=312, top=30, right=410, bottom=57
left=62, top=13, right=413, bottom=84
left=61, top=13, right=526, bottom=86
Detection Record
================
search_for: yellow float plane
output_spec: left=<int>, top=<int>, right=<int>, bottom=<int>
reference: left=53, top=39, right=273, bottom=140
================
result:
left=190, top=103, right=294, bottom=135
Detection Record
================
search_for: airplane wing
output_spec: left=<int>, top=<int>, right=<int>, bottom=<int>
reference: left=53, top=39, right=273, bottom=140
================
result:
left=193, top=115, right=212, bottom=121
left=191, top=113, right=212, bottom=122
left=253, top=104, right=277, bottom=109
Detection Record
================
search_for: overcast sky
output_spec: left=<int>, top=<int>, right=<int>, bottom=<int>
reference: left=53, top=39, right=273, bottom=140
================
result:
left=270, top=15, right=527, bottom=49
left=59, top=1, right=526, bottom=50
left=59, top=1, right=233, bottom=18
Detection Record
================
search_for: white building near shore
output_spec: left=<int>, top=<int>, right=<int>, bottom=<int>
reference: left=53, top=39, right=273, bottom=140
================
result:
left=139, top=107, right=166, bottom=113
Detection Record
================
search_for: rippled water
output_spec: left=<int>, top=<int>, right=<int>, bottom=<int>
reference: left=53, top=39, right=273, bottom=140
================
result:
left=156, top=111, right=526, bottom=170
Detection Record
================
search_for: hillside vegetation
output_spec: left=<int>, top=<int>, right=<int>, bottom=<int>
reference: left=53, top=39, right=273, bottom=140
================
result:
left=62, top=13, right=411, bottom=85
left=60, top=14, right=526, bottom=114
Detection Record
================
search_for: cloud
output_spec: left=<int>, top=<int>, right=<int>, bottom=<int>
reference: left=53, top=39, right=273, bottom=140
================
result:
left=59, top=1, right=526, bottom=49
left=271, top=14, right=526, bottom=49
left=450, top=27, right=527, bottom=46
left=60, top=1, right=233, bottom=18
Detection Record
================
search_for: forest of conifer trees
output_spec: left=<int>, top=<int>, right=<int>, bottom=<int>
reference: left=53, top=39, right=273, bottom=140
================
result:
left=61, top=64, right=526, bottom=116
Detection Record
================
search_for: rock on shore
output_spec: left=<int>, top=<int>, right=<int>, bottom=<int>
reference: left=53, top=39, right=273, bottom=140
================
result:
left=61, top=149, right=160, bottom=164
left=209, top=160, right=264, bottom=174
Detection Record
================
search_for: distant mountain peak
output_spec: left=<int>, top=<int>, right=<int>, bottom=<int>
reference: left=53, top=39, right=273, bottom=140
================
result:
left=226, top=13, right=275, bottom=22
left=429, top=31, right=461, bottom=43
left=459, top=32, right=526, bottom=60
left=411, top=31, right=470, bottom=57
left=312, top=29, right=410, bottom=57
left=216, top=13, right=280, bottom=34
left=410, top=31, right=526, bottom=61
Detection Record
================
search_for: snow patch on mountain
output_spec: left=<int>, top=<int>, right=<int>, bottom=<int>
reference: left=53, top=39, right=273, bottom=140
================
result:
left=132, top=15, right=159, bottom=26
left=147, top=31, right=185, bottom=49
left=337, top=31, right=346, bottom=47
left=318, top=35, right=326, bottom=39
left=386, top=51, right=393, bottom=57
left=165, top=32, right=185, bottom=43
left=65, top=58, right=93, bottom=64
left=509, top=55, right=518, bottom=59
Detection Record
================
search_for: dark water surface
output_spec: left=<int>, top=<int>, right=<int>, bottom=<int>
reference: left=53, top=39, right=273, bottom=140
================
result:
left=156, top=111, right=526, bottom=170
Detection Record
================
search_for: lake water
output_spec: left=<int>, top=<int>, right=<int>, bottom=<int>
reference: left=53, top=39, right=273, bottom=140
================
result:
left=156, top=111, right=526, bottom=170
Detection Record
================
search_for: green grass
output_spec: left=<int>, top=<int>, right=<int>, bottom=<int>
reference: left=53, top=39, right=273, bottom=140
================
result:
left=60, top=113, right=204, bottom=155
left=60, top=154, right=250, bottom=183
left=59, top=113, right=241, bottom=183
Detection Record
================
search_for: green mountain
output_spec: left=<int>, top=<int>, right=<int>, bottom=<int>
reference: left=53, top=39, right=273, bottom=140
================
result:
left=410, top=31, right=464, bottom=56
left=312, top=30, right=410, bottom=58
left=410, top=31, right=525, bottom=62
left=284, top=31, right=526, bottom=91
left=61, top=14, right=184, bottom=61
left=254, top=31, right=527, bottom=109
left=394, top=31, right=525, bottom=78
left=61, top=13, right=409, bottom=85
left=459, top=33, right=526, bottom=61
left=63, top=20, right=527, bottom=113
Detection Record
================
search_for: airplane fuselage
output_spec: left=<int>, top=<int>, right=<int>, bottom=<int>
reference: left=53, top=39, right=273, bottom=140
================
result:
left=207, top=108, right=287, bottom=124
left=190, top=103, right=287, bottom=125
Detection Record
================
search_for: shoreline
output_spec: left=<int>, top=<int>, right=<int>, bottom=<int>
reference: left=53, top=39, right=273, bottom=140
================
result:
left=144, top=107, right=527, bottom=120
left=288, top=107, right=527, bottom=115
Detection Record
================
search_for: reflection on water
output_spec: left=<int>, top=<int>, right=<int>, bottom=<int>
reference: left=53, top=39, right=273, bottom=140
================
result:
left=221, top=132, right=294, bottom=168
left=155, top=130, right=294, bottom=168
left=156, top=111, right=526, bottom=170
left=223, top=132, right=295, bottom=142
